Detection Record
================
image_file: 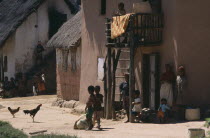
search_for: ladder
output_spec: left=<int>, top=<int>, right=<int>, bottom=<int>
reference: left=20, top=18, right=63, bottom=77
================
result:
left=114, top=48, right=130, bottom=102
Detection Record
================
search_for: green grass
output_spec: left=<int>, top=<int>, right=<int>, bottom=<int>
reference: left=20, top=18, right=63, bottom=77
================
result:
left=31, top=134, right=78, bottom=138
left=0, top=121, right=77, bottom=138
left=0, top=121, right=28, bottom=138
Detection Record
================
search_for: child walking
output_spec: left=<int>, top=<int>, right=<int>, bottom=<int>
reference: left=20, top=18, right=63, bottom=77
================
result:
left=85, top=86, right=96, bottom=130
left=94, top=86, right=103, bottom=129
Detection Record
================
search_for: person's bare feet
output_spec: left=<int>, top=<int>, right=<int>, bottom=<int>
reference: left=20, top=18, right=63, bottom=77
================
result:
left=124, top=120, right=129, bottom=123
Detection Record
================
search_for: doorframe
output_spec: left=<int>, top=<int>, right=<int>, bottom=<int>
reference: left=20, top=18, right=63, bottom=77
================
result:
left=142, top=52, right=160, bottom=110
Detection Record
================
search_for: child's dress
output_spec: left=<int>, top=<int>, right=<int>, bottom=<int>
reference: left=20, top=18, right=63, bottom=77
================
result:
left=132, top=97, right=142, bottom=113
left=33, top=86, right=37, bottom=96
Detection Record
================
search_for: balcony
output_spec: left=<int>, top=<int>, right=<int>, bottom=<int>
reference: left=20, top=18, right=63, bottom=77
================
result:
left=106, top=13, right=163, bottom=48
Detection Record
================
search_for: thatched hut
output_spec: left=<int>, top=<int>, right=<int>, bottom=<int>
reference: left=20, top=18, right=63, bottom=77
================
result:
left=47, top=11, right=81, bottom=101
left=0, top=0, right=79, bottom=80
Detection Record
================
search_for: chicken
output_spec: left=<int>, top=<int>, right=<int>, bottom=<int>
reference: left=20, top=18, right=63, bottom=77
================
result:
left=23, top=104, right=42, bottom=122
left=8, top=107, right=20, bottom=118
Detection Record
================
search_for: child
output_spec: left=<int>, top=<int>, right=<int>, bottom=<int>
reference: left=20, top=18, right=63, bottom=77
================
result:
left=32, top=82, right=38, bottom=96
left=94, top=86, right=103, bottom=129
left=132, top=90, right=141, bottom=122
left=115, top=2, right=126, bottom=16
left=157, top=98, right=170, bottom=123
left=85, top=85, right=95, bottom=130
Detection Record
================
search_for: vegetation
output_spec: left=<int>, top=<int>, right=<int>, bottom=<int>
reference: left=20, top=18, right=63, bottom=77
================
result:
left=0, top=121, right=28, bottom=138
left=0, top=121, right=77, bottom=138
left=204, top=118, right=210, bottom=128
left=204, top=118, right=210, bottom=138
left=32, top=134, right=78, bottom=138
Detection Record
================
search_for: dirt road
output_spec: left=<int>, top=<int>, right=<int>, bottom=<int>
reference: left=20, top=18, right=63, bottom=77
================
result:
left=0, top=96, right=207, bottom=138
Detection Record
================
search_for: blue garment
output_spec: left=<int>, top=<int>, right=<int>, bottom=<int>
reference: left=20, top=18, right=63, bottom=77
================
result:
left=159, top=104, right=170, bottom=112
left=119, top=81, right=129, bottom=97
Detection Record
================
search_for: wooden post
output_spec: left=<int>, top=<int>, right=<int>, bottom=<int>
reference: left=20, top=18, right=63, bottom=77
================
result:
left=112, top=49, right=121, bottom=119
left=1, top=54, right=4, bottom=81
left=0, top=54, right=2, bottom=81
left=112, top=50, right=116, bottom=120
left=106, top=47, right=112, bottom=119
left=103, top=57, right=107, bottom=118
left=129, top=15, right=135, bottom=123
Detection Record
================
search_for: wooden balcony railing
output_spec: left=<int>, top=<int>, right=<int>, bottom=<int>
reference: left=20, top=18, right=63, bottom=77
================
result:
left=106, top=13, right=163, bottom=47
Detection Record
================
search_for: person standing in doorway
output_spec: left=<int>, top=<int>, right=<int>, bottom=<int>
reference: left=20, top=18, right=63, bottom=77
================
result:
left=35, top=41, right=45, bottom=66
left=160, top=64, right=175, bottom=107
left=176, top=66, right=186, bottom=105
left=119, top=73, right=130, bottom=123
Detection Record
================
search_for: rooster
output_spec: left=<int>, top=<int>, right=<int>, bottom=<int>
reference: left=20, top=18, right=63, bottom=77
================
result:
left=23, top=104, right=42, bottom=122
left=8, top=107, right=20, bottom=118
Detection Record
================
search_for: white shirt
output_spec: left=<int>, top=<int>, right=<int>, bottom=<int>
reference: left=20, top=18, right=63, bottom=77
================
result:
left=132, top=98, right=142, bottom=112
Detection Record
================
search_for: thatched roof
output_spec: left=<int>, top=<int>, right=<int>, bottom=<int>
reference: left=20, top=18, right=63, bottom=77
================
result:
left=0, top=0, right=45, bottom=48
left=47, top=10, right=81, bottom=49
left=0, top=0, right=80, bottom=48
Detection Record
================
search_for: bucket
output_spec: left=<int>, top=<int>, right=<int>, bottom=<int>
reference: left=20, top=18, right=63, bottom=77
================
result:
left=188, top=128, right=205, bottom=138
left=133, top=2, right=152, bottom=13
left=185, top=108, right=200, bottom=121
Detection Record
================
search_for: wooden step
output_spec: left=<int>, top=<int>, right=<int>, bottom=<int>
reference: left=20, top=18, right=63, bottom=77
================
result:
left=117, top=67, right=129, bottom=70
left=121, top=50, right=130, bottom=53
left=119, top=59, right=130, bottom=61
left=115, top=76, right=125, bottom=78
left=106, top=43, right=129, bottom=47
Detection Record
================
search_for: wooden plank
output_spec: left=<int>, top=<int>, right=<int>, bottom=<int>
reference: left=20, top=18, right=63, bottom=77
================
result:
left=129, top=16, right=135, bottom=123
left=29, top=130, right=47, bottom=135
left=114, top=49, right=121, bottom=70
left=112, top=51, right=116, bottom=119
left=106, top=47, right=112, bottom=119
left=103, top=59, right=107, bottom=117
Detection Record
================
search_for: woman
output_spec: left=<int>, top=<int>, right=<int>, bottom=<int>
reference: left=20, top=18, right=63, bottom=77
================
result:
left=160, top=64, right=175, bottom=107
left=37, top=74, right=46, bottom=95
left=176, top=66, right=186, bottom=105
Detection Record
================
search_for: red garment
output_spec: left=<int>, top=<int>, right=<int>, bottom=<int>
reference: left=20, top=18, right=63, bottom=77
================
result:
left=161, top=72, right=175, bottom=83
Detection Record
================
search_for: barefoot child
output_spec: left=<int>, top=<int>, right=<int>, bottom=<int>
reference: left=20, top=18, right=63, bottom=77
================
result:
left=94, top=86, right=103, bottom=129
left=85, top=86, right=96, bottom=130
left=157, top=98, right=170, bottom=123
left=132, top=90, right=141, bottom=122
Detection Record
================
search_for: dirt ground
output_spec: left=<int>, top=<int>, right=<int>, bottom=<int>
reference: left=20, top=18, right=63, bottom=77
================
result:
left=0, top=95, right=207, bottom=138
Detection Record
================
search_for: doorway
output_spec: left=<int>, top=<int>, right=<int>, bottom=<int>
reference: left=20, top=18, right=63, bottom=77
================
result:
left=142, top=53, right=160, bottom=110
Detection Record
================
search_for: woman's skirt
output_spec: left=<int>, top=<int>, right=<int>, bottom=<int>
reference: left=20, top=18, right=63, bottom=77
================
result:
left=38, top=82, right=46, bottom=92
left=160, top=82, right=173, bottom=107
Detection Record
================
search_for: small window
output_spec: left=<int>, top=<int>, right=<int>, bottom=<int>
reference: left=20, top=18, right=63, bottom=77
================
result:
left=101, top=0, right=106, bottom=15
left=3, top=56, right=7, bottom=72
left=98, top=58, right=105, bottom=80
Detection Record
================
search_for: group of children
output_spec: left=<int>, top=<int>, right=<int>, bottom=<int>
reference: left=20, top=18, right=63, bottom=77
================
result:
left=0, top=76, right=27, bottom=98
left=132, top=91, right=170, bottom=123
left=85, top=85, right=103, bottom=130
left=84, top=85, right=169, bottom=129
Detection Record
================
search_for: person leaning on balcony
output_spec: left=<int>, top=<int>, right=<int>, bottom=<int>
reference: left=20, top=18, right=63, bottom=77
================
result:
left=115, top=2, right=126, bottom=16
left=160, top=64, right=175, bottom=107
